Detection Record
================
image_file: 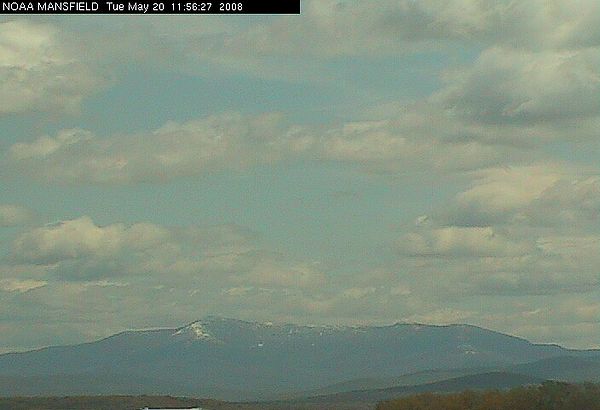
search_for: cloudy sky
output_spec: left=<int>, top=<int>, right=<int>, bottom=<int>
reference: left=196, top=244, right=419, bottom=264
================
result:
left=1, top=0, right=600, bottom=352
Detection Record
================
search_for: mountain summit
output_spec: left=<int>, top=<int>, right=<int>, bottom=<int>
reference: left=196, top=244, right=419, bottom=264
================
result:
left=0, top=317, right=598, bottom=401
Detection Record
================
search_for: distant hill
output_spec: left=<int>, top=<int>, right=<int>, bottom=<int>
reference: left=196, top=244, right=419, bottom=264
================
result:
left=284, top=368, right=492, bottom=399
left=508, top=356, right=600, bottom=382
left=0, top=316, right=598, bottom=401
left=288, top=372, right=544, bottom=404
left=294, top=356, right=600, bottom=399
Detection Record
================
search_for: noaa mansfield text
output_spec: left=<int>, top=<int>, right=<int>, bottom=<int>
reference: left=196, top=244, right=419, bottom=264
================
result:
left=1, top=0, right=300, bottom=14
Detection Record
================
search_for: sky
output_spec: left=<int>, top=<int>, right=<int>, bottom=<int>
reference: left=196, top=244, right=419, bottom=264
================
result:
left=1, top=0, right=600, bottom=352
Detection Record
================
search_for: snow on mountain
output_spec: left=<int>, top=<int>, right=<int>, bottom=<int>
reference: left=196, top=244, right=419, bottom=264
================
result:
left=0, top=316, right=598, bottom=401
left=173, top=321, right=220, bottom=343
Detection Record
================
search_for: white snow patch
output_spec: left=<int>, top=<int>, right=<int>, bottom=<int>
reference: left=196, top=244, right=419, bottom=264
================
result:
left=189, top=322, right=213, bottom=339
left=173, top=321, right=219, bottom=342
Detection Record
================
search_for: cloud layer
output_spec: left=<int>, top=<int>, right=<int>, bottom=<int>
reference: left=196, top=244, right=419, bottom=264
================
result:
left=4, top=108, right=531, bottom=184
left=1, top=0, right=600, bottom=352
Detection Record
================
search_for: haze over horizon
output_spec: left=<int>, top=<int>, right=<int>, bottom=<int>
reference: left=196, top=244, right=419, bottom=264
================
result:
left=1, top=1, right=600, bottom=353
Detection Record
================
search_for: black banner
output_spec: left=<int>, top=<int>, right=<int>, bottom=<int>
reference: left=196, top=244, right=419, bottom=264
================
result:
left=1, top=0, right=300, bottom=14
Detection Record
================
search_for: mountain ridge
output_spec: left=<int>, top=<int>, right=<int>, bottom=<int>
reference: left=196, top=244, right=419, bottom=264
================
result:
left=7, top=316, right=595, bottom=355
left=1, top=316, right=599, bottom=401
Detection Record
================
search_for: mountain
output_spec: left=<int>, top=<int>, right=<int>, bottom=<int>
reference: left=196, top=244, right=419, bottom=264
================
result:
left=292, top=357, right=600, bottom=399
left=0, top=316, right=598, bottom=401
left=284, top=368, right=491, bottom=399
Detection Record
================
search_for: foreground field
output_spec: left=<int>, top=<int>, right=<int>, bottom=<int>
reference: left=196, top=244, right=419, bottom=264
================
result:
left=377, top=381, right=600, bottom=410
left=0, top=396, right=215, bottom=410
left=3, top=382, right=600, bottom=410
left=0, top=396, right=369, bottom=410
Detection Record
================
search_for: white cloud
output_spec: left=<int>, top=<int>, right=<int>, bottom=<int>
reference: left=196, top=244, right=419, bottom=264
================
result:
left=0, top=204, right=34, bottom=227
left=8, top=129, right=93, bottom=160
left=397, top=161, right=600, bottom=298
left=8, top=216, right=328, bottom=294
left=478, top=295, right=600, bottom=349
left=433, top=165, right=600, bottom=228
left=398, top=226, right=533, bottom=258
left=342, top=286, right=377, bottom=299
left=316, top=112, right=525, bottom=172
left=4, top=108, right=531, bottom=184
left=222, top=286, right=254, bottom=297
left=537, top=235, right=600, bottom=261
left=5, top=114, right=306, bottom=184
left=195, top=0, right=600, bottom=59
left=389, top=283, right=412, bottom=296
left=393, top=220, right=600, bottom=295
left=0, top=20, right=104, bottom=116
left=23, top=0, right=596, bottom=86
left=11, top=216, right=166, bottom=266
left=10, top=216, right=251, bottom=279
left=526, top=177, right=600, bottom=227
left=437, top=165, right=564, bottom=226
left=0, top=278, right=46, bottom=293
left=240, top=260, right=326, bottom=289
left=3, top=2, right=600, bottom=352
left=402, top=308, right=475, bottom=325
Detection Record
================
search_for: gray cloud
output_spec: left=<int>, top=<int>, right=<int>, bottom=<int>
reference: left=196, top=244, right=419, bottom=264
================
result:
left=435, top=47, right=600, bottom=127
left=396, top=163, right=600, bottom=299
left=188, top=0, right=600, bottom=59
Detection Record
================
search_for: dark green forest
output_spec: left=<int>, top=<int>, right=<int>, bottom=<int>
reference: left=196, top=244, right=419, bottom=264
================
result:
left=377, top=382, right=600, bottom=410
